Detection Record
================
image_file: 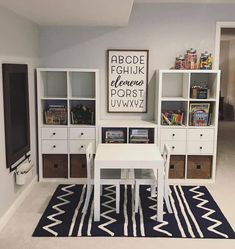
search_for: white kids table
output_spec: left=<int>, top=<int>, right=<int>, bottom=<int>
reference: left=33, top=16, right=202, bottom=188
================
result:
left=94, top=143, right=164, bottom=222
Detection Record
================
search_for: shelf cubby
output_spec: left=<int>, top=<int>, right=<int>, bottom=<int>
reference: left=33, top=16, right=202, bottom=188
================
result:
left=129, top=128, right=155, bottom=144
left=69, top=99, right=96, bottom=125
left=190, top=72, right=218, bottom=99
left=161, top=101, right=188, bottom=126
left=40, top=71, right=67, bottom=98
left=69, top=72, right=95, bottom=98
left=42, top=99, right=68, bottom=125
left=102, top=127, right=128, bottom=144
left=161, top=72, right=189, bottom=99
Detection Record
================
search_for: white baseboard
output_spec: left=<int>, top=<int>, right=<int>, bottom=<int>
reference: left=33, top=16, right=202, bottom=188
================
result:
left=0, top=175, right=37, bottom=232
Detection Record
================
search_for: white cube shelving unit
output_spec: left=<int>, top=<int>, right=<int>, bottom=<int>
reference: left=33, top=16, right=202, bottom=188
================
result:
left=37, top=68, right=99, bottom=182
left=156, top=69, right=221, bottom=184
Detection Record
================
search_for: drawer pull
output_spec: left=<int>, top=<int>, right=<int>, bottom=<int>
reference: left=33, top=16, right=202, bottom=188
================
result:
left=170, top=164, right=175, bottom=169
left=81, top=132, right=84, bottom=136
left=200, top=134, right=203, bottom=137
left=172, top=134, right=175, bottom=137
left=172, top=146, right=175, bottom=149
left=196, top=164, right=201, bottom=169
left=53, top=145, right=56, bottom=148
left=54, top=164, right=58, bottom=169
left=81, top=145, right=84, bottom=148
left=200, top=146, right=202, bottom=150
left=52, top=132, right=56, bottom=135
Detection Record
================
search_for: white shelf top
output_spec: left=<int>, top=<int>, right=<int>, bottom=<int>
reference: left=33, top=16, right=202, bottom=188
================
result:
left=189, top=98, right=216, bottom=102
left=98, top=120, right=157, bottom=128
left=159, top=69, right=220, bottom=73
left=37, top=68, right=99, bottom=72
left=161, top=97, right=188, bottom=101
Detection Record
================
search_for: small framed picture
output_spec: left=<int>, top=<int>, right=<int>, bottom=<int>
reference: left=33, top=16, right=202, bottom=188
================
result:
left=107, top=49, right=149, bottom=113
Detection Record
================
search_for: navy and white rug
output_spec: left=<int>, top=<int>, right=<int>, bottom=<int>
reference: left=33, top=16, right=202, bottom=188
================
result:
left=33, top=184, right=235, bottom=238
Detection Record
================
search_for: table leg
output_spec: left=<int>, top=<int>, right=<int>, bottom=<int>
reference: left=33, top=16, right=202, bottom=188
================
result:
left=154, top=165, right=164, bottom=222
left=94, top=165, right=100, bottom=222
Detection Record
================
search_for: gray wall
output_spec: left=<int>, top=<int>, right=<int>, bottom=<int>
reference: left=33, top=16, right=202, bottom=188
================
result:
left=39, top=3, right=235, bottom=120
left=0, top=7, right=39, bottom=218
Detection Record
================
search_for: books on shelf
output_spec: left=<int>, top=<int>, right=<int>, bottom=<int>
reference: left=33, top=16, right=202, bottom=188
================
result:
left=161, top=110, right=184, bottom=126
left=189, top=103, right=211, bottom=126
left=105, top=130, right=125, bottom=143
left=129, top=129, right=149, bottom=143
left=44, top=104, right=67, bottom=125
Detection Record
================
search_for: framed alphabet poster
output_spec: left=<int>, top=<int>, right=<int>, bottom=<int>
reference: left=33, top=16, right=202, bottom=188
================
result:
left=107, top=49, right=149, bottom=113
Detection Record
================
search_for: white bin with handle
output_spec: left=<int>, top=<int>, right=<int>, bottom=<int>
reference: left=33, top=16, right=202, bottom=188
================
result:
left=15, top=162, right=33, bottom=185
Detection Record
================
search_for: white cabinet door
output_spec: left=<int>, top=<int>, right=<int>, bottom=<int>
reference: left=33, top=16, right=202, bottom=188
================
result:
left=188, top=129, right=214, bottom=141
left=161, top=141, right=186, bottom=154
left=161, top=128, right=187, bottom=141
left=42, top=140, right=68, bottom=153
left=41, top=128, right=68, bottom=140
left=69, top=128, right=95, bottom=140
left=187, top=141, right=214, bottom=154
left=69, top=140, right=95, bottom=154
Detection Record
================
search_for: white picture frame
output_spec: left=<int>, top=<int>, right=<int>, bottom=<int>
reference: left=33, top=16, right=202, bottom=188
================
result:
left=107, top=49, right=149, bottom=113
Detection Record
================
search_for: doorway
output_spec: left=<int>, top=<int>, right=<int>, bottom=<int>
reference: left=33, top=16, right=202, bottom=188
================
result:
left=215, top=23, right=235, bottom=175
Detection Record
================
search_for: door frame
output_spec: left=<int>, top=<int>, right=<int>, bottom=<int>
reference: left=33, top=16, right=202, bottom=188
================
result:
left=214, top=21, right=235, bottom=69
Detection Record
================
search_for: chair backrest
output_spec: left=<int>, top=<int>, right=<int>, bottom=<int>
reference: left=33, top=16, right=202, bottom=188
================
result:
left=86, top=143, right=93, bottom=181
left=162, top=144, right=171, bottom=180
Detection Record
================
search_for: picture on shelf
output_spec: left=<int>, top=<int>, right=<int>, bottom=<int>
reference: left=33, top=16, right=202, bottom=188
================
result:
left=189, top=103, right=211, bottom=126
left=71, top=104, right=95, bottom=125
left=44, top=104, right=67, bottom=125
left=161, top=110, right=184, bottom=126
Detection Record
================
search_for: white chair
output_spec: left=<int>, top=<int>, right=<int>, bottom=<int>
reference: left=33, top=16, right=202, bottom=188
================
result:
left=82, top=143, right=121, bottom=214
left=134, top=144, right=173, bottom=214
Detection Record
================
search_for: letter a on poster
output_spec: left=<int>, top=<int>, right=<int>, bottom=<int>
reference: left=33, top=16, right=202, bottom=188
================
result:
left=107, top=49, right=149, bottom=113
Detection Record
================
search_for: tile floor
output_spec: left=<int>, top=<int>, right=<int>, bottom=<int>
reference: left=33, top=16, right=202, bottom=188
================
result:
left=0, top=121, right=234, bottom=249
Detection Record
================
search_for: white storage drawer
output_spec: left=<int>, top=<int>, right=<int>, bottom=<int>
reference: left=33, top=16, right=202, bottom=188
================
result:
left=41, top=128, right=67, bottom=140
left=187, top=141, right=214, bottom=154
left=69, top=128, right=95, bottom=140
left=161, top=128, right=186, bottom=141
left=42, top=140, right=68, bottom=154
left=69, top=140, right=95, bottom=154
left=188, top=129, right=214, bottom=141
left=161, top=141, right=186, bottom=154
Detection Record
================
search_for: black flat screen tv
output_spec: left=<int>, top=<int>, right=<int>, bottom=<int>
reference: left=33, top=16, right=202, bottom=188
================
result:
left=2, top=64, right=30, bottom=170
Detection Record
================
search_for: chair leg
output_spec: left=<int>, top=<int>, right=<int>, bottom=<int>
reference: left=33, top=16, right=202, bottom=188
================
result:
left=135, top=182, right=139, bottom=213
left=100, top=185, right=103, bottom=196
left=116, top=183, right=120, bottom=214
left=164, top=184, right=173, bottom=213
left=82, top=183, right=92, bottom=213
left=151, top=183, right=156, bottom=197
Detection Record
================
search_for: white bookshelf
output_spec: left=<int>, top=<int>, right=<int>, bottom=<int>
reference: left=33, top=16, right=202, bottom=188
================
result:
left=156, top=69, right=221, bottom=183
left=37, top=68, right=99, bottom=181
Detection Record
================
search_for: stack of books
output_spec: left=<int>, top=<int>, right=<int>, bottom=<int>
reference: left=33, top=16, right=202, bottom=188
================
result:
left=129, top=129, right=149, bottom=143
left=189, top=103, right=211, bottom=126
left=44, top=104, right=67, bottom=125
left=105, top=130, right=125, bottom=143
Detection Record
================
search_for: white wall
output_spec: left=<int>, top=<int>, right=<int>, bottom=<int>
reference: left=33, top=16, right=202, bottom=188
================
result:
left=39, top=3, right=235, bottom=120
left=0, top=7, right=39, bottom=218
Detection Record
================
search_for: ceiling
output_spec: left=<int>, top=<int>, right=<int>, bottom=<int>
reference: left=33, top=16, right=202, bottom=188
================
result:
left=0, top=0, right=235, bottom=26
left=0, top=0, right=134, bottom=26
left=136, top=0, right=235, bottom=3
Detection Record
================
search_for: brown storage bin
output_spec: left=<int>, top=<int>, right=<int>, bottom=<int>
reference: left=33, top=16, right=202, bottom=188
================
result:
left=169, top=155, right=185, bottom=179
left=43, top=154, right=68, bottom=178
left=70, top=154, right=87, bottom=178
left=187, top=155, right=212, bottom=179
